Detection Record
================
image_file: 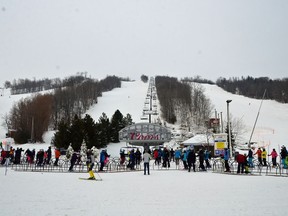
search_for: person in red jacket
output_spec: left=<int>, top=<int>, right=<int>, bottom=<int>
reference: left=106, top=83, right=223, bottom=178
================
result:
left=236, top=152, right=247, bottom=174
left=54, top=148, right=61, bottom=166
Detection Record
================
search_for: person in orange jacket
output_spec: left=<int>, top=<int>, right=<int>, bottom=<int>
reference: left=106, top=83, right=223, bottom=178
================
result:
left=54, top=148, right=61, bottom=166
left=254, top=148, right=262, bottom=165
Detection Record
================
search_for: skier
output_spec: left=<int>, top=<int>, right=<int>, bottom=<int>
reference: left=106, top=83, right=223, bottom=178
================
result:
left=99, top=149, right=108, bottom=171
left=236, top=152, right=246, bottom=174
left=280, top=146, right=287, bottom=169
left=54, top=148, right=61, bottom=166
left=162, top=147, right=170, bottom=168
left=135, top=148, right=141, bottom=166
left=182, top=150, right=188, bottom=170
left=268, top=149, right=278, bottom=168
left=198, top=148, right=206, bottom=171
left=170, top=148, right=175, bottom=162
left=86, top=149, right=96, bottom=180
left=174, top=148, right=181, bottom=166
left=254, top=148, right=262, bottom=165
left=223, top=148, right=230, bottom=172
left=204, top=150, right=211, bottom=168
left=46, top=146, right=52, bottom=165
left=69, top=152, right=78, bottom=172
left=247, top=149, right=254, bottom=168
left=187, top=149, right=196, bottom=172
left=120, top=149, right=126, bottom=165
left=129, top=149, right=136, bottom=170
left=262, top=148, right=267, bottom=166
left=36, top=149, right=44, bottom=166
left=153, top=149, right=160, bottom=166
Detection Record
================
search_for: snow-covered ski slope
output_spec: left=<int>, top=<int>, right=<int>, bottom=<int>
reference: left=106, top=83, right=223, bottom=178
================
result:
left=85, top=80, right=288, bottom=151
left=1, top=79, right=288, bottom=151
left=1, top=80, right=288, bottom=216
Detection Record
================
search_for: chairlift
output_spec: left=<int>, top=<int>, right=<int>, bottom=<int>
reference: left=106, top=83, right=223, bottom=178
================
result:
left=140, top=116, right=148, bottom=120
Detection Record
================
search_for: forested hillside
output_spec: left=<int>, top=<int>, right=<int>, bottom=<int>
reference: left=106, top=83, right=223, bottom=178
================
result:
left=216, top=76, right=288, bottom=103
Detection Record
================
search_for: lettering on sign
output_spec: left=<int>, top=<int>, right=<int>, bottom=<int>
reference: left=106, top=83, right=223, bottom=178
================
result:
left=130, top=132, right=160, bottom=140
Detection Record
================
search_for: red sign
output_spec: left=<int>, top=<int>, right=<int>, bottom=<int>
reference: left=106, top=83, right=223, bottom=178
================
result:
left=129, top=132, right=160, bottom=141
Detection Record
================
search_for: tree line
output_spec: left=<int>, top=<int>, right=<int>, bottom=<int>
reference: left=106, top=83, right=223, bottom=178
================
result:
left=216, top=76, right=288, bottom=103
left=6, top=75, right=124, bottom=144
left=155, top=76, right=212, bottom=131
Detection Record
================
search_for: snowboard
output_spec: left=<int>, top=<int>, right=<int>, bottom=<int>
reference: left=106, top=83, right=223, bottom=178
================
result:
left=79, top=177, right=102, bottom=181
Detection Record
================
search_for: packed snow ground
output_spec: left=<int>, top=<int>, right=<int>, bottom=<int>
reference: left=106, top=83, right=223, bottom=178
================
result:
left=1, top=80, right=288, bottom=216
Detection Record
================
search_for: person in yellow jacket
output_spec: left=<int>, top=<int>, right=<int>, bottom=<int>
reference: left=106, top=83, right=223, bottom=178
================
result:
left=86, top=150, right=96, bottom=180
left=262, top=148, right=267, bottom=166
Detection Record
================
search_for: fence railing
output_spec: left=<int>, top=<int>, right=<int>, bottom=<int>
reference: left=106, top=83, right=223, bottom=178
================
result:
left=3, top=156, right=288, bottom=176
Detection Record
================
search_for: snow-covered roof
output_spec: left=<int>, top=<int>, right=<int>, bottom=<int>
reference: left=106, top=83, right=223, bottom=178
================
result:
left=182, top=134, right=214, bottom=146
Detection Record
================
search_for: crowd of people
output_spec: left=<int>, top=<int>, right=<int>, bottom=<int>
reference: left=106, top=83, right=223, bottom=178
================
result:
left=119, top=146, right=212, bottom=173
left=0, top=146, right=62, bottom=166
left=235, top=145, right=288, bottom=174
left=1, top=143, right=288, bottom=176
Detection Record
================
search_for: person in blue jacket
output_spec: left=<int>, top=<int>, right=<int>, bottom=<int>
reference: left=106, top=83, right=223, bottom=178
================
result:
left=224, top=148, right=230, bottom=172
left=174, top=148, right=182, bottom=166
left=99, top=149, right=108, bottom=171
left=182, top=150, right=188, bottom=169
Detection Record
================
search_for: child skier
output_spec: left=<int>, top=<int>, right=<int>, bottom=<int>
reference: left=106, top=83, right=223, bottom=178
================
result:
left=86, top=149, right=96, bottom=180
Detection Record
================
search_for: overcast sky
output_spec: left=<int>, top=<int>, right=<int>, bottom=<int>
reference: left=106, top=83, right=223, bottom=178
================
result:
left=1, top=0, right=287, bottom=85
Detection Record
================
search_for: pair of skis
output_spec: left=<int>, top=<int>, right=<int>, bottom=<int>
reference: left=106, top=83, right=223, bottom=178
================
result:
left=79, top=177, right=102, bottom=181
left=79, top=172, right=103, bottom=181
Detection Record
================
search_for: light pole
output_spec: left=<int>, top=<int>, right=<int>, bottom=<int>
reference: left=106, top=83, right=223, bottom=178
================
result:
left=226, top=100, right=232, bottom=157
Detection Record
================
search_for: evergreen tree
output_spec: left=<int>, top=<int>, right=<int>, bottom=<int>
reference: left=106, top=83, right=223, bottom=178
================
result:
left=110, top=109, right=124, bottom=143
left=123, top=113, right=133, bottom=126
left=97, top=113, right=110, bottom=147
left=53, top=119, right=71, bottom=149
left=69, top=114, right=84, bottom=151
left=82, top=114, right=97, bottom=149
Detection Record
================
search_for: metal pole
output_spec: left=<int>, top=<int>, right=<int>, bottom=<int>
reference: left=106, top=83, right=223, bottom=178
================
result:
left=220, top=112, right=223, bottom=133
left=226, top=100, right=232, bottom=157
left=248, top=89, right=266, bottom=148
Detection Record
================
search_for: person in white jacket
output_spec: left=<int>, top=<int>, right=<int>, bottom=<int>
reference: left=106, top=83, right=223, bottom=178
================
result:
left=143, top=150, right=152, bottom=175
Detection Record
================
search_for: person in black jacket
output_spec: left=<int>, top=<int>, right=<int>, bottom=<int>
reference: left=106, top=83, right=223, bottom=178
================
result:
left=280, top=146, right=288, bottom=169
left=46, top=146, right=52, bottom=165
left=36, top=149, right=44, bottom=166
left=198, top=148, right=206, bottom=171
left=187, top=149, right=196, bottom=172
left=69, top=152, right=78, bottom=172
